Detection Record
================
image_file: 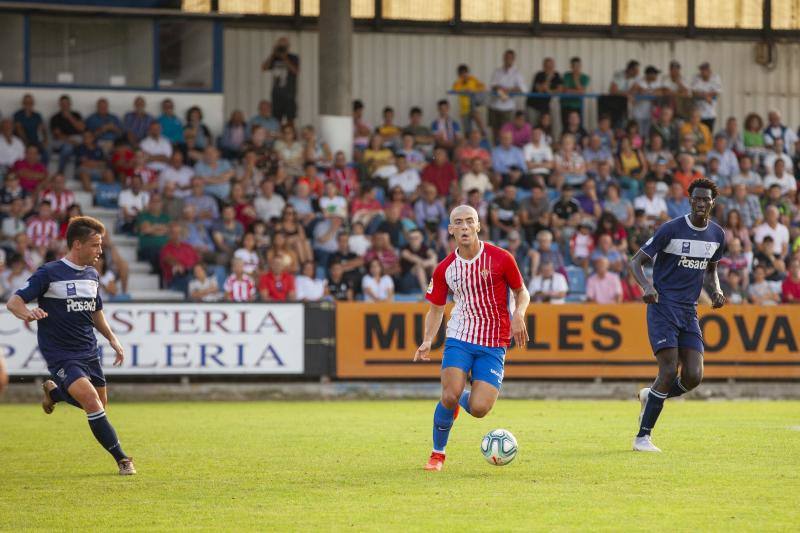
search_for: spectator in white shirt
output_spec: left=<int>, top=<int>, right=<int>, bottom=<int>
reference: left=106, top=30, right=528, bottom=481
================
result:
left=754, top=205, right=790, bottom=257
left=362, top=258, right=394, bottom=302
left=387, top=154, right=421, bottom=198
left=762, top=138, right=794, bottom=173
left=460, top=157, right=493, bottom=196
left=295, top=261, right=328, bottom=302
left=763, top=110, right=798, bottom=154
left=318, top=180, right=348, bottom=219
left=0, top=118, right=25, bottom=174
left=691, top=62, right=722, bottom=132
left=140, top=121, right=172, bottom=172
left=523, top=126, right=554, bottom=179
left=610, top=60, right=641, bottom=97
left=488, top=49, right=526, bottom=143
left=253, top=178, right=285, bottom=223
left=634, top=178, right=668, bottom=224
left=117, top=174, right=150, bottom=233
left=528, top=261, right=568, bottom=304
left=159, top=150, right=194, bottom=197
left=706, top=133, right=739, bottom=179
left=763, top=159, right=797, bottom=196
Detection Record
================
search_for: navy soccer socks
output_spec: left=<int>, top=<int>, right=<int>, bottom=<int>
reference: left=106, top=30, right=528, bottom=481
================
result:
left=87, top=409, right=128, bottom=462
left=48, top=386, right=82, bottom=408
left=667, top=377, right=689, bottom=398
left=637, top=389, right=667, bottom=438
left=432, top=402, right=456, bottom=453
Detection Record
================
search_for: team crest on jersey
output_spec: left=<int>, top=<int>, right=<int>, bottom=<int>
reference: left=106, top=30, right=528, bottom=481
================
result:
left=705, top=242, right=713, bottom=254
left=480, top=268, right=490, bottom=281
left=682, top=241, right=691, bottom=254
left=66, top=282, right=77, bottom=296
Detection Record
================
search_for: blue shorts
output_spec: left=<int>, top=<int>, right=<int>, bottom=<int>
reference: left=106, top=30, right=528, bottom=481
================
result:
left=442, top=337, right=506, bottom=390
left=646, top=303, right=704, bottom=356
left=48, top=357, right=106, bottom=391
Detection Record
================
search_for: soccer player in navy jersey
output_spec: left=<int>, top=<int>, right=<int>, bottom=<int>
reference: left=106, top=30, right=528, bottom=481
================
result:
left=414, top=205, right=530, bottom=471
left=6, top=216, right=136, bottom=475
left=629, top=177, right=726, bottom=452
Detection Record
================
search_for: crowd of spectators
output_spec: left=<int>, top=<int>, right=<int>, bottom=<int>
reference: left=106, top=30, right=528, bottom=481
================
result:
left=1, top=43, right=800, bottom=305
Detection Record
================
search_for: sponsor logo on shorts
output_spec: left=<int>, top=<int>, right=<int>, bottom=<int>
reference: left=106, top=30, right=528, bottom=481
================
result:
left=66, top=299, right=97, bottom=312
left=678, top=256, right=708, bottom=270
left=657, top=338, right=667, bottom=344
left=56, top=368, right=66, bottom=379
left=490, top=368, right=504, bottom=383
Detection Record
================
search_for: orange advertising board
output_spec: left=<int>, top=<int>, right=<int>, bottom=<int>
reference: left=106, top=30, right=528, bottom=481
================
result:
left=335, top=303, right=800, bottom=379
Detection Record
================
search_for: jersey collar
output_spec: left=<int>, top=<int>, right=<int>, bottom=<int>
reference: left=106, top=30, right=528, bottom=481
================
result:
left=61, top=257, right=87, bottom=270
left=455, top=241, right=484, bottom=265
left=684, top=214, right=708, bottom=231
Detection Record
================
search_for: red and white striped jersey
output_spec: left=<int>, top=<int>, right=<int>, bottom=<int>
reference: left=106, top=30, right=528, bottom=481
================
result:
left=40, top=189, right=76, bottom=215
left=224, top=274, right=256, bottom=302
left=26, top=217, right=59, bottom=248
left=426, top=241, right=524, bottom=348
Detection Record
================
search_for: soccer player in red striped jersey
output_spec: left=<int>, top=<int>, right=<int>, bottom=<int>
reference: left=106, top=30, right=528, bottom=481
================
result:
left=414, top=205, right=529, bottom=471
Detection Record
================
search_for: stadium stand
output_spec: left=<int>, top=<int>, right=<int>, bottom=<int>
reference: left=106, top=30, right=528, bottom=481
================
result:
left=1, top=53, right=800, bottom=305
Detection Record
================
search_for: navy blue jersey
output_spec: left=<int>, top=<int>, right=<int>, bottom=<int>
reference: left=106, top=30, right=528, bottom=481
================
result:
left=640, top=215, right=725, bottom=307
left=15, top=258, right=103, bottom=365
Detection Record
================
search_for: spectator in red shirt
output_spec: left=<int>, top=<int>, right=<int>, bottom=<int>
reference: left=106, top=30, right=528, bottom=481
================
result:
left=364, top=231, right=401, bottom=278
left=782, top=259, right=800, bottom=303
left=111, top=140, right=135, bottom=179
left=421, top=147, right=458, bottom=197
left=259, top=255, right=296, bottom=302
left=673, top=154, right=702, bottom=195
left=25, top=200, right=59, bottom=256
left=327, top=150, right=359, bottom=200
left=12, top=145, right=48, bottom=195
left=159, top=222, right=199, bottom=294
left=229, top=181, right=257, bottom=230
left=40, top=173, right=76, bottom=222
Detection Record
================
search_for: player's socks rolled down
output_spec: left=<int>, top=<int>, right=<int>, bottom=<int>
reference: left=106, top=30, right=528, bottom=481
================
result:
left=458, top=391, right=472, bottom=415
left=667, top=378, right=689, bottom=398
left=86, top=409, right=128, bottom=462
left=637, top=389, right=668, bottom=438
left=432, top=402, right=456, bottom=453
left=49, top=386, right=82, bottom=408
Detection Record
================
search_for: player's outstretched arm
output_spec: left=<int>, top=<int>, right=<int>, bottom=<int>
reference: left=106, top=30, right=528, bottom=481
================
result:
left=511, top=286, right=530, bottom=348
left=629, top=250, right=658, bottom=304
left=92, top=310, right=125, bottom=367
left=414, top=303, right=445, bottom=362
left=5, top=295, right=48, bottom=322
left=704, top=261, right=726, bottom=309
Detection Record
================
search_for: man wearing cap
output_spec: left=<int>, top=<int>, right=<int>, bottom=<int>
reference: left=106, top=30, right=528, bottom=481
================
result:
left=691, top=62, right=722, bottom=133
left=632, top=66, right=665, bottom=138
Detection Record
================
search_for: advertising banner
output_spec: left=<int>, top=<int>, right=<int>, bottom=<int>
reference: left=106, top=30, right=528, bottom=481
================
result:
left=335, top=303, right=800, bottom=379
left=2, top=303, right=305, bottom=375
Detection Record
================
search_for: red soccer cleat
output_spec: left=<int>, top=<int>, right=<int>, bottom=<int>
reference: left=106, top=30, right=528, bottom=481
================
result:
left=453, top=403, right=460, bottom=421
left=424, top=451, right=446, bottom=472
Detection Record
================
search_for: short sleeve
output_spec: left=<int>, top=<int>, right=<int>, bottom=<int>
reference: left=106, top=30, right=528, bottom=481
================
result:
left=711, top=230, right=725, bottom=263
left=425, top=260, right=449, bottom=306
left=502, top=251, right=524, bottom=291
left=15, top=266, right=50, bottom=303
left=640, top=222, right=673, bottom=259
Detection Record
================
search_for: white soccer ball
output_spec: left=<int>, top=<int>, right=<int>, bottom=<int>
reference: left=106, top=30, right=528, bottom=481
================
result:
left=480, top=428, right=518, bottom=466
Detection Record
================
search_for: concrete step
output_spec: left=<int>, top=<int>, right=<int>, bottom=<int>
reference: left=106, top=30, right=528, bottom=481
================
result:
left=116, top=245, right=139, bottom=263
left=128, top=261, right=152, bottom=274
left=130, top=289, right=185, bottom=301
left=127, top=274, right=161, bottom=291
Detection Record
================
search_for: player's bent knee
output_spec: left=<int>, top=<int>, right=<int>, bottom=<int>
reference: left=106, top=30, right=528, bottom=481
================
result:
left=682, top=367, right=703, bottom=390
left=441, top=390, right=461, bottom=410
left=470, top=404, right=492, bottom=418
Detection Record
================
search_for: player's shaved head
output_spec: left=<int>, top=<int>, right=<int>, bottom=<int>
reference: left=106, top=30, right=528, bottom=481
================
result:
left=449, top=205, right=479, bottom=225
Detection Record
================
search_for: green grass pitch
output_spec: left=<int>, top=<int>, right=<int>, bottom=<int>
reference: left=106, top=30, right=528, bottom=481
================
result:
left=1, top=399, right=799, bottom=531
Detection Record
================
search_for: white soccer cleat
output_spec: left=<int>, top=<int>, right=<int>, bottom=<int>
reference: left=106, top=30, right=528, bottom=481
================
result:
left=632, top=435, right=662, bottom=453
left=637, top=387, right=650, bottom=427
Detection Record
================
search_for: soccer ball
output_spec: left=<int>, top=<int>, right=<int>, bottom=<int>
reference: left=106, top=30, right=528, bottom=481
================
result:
left=480, top=429, right=518, bottom=466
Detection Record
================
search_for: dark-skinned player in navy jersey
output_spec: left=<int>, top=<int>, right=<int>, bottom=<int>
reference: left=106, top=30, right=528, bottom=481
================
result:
left=6, top=216, right=136, bottom=475
left=629, top=177, right=725, bottom=452
left=413, top=205, right=530, bottom=471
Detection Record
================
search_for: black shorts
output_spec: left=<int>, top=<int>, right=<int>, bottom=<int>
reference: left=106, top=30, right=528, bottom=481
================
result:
left=272, top=91, right=297, bottom=122
left=49, top=356, right=106, bottom=391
